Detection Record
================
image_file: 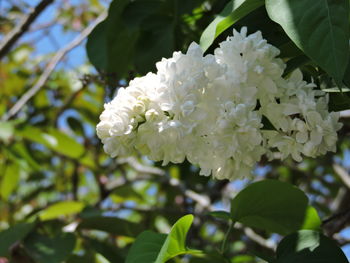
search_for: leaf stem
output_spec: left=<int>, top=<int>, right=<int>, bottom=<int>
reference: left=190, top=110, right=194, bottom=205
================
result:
left=220, top=220, right=235, bottom=255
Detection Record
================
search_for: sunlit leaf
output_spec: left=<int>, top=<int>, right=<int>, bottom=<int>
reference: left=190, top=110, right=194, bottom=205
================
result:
left=39, top=201, right=85, bottom=221
left=200, top=0, right=264, bottom=52
left=126, top=215, right=203, bottom=263
left=155, top=214, right=203, bottom=262
left=301, top=206, right=321, bottom=231
left=266, top=0, right=350, bottom=86
left=0, top=162, right=22, bottom=200
left=17, top=126, right=85, bottom=159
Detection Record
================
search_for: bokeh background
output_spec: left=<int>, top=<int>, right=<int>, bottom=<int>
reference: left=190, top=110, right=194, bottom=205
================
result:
left=1, top=0, right=350, bottom=262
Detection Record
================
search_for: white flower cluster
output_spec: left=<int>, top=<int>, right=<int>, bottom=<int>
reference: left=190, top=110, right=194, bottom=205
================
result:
left=96, top=27, right=342, bottom=180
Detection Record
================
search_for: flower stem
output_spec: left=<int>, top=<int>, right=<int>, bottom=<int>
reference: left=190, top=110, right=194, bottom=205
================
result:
left=220, top=220, right=235, bottom=255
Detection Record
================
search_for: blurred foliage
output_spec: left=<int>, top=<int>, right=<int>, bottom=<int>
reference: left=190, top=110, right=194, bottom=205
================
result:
left=0, top=0, right=350, bottom=262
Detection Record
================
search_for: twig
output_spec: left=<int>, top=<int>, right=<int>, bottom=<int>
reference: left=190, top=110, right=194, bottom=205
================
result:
left=333, top=164, right=350, bottom=189
left=240, top=225, right=276, bottom=250
left=29, top=20, right=57, bottom=32
left=117, top=157, right=165, bottom=176
left=322, top=206, right=350, bottom=226
left=221, top=220, right=235, bottom=254
left=2, top=11, right=108, bottom=121
left=53, top=82, right=88, bottom=125
left=0, top=0, right=54, bottom=59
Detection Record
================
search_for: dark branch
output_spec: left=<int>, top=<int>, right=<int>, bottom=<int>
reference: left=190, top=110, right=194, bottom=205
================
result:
left=0, top=0, right=55, bottom=60
left=1, top=10, right=108, bottom=121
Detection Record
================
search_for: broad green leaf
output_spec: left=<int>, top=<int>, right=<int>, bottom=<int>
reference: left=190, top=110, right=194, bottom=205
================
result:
left=231, top=180, right=308, bottom=235
left=0, top=222, right=35, bottom=257
left=39, top=201, right=85, bottom=221
left=155, top=214, right=203, bottom=263
left=23, top=232, right=76, bottom=263
left=301, top=206, right=321, bottom=231
left=86, top=0, right=139, bottom=77
left=126, top=215, right=202, bottom=263
left=266, top=0, right=350, bottom=85
left=208, top=211, right=231, bottom=220
left=126, top=231, right=167, bottom=263
left=86, top=21, right=108, bottom=73
left=275, top=230, right=348, bottom=263
left=122, top=0, right=161, bottom=28
left=16, top=126, right=85, bottom=159
left=199, top=0, right=264, bottom=52
left=134, top=15, right=175, bottom=74
left=87, top=0, right=189, bottom=75
left=0, top=162, right=22, bottom=200
left=78, top=216, right=143, bottom=237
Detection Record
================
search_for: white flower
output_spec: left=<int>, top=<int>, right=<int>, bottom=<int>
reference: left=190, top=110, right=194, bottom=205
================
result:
left=96, top=27, right=342, bottom=180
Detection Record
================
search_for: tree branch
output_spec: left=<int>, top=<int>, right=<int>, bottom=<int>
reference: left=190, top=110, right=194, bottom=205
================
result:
left=2, top=10, right=108, bottom=121
left=0, top=0, right=54, bottom=60
left=333, top=164, right=350, bottom=189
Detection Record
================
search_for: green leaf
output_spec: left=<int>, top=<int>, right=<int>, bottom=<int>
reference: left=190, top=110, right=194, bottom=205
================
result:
left=126, top=231, right=167, bottom=263
left=208, top=211, right=231, bottom=220
left=39, top=201, right=85, bottom=221
left=199, top=0, right=264, bottom=52
left=266, top=0, right=350, bottom=85
left=0, top=222, right=35, bottom=257
left=0, top=121, right=14, bottom=142
left=8, top=142, right=41, bottom=171
left=344, top=57, right=350, bottom=87
left=155, top=214, right=202, bottom=262
left=134, top=15, right=175, bottom=74
left=126, top=215, right=203, bottom=263
left=16, top=126, right=85, bottom=159
left=86, top=21, right=108, bottom=73
left=78, top=216, right=143, bottom=237
left=301, top=206, right=321, bottom=231
left=121, top=0, right=161, bottom=28
left=230, top=180, right=308, bottom=235
left=0, top=162, right=22, bottom=200
left=275, top=230, right=348, bottom=263
left=23, top=232, right=76, bottom=263
left=86, top=0, right=139, bottom=76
